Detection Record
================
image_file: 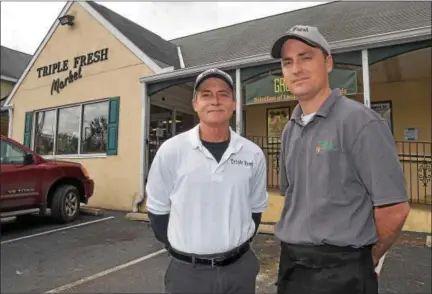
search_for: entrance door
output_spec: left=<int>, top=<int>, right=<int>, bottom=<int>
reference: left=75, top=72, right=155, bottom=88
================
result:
left=148, top=105, right=173, bottom=166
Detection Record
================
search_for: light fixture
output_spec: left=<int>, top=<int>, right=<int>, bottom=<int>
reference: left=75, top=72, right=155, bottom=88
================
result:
left=58, top=15, right=75, bottom=26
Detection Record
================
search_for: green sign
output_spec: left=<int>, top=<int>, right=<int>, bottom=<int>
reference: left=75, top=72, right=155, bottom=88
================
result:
left=245, top=68, right=358, bottom=105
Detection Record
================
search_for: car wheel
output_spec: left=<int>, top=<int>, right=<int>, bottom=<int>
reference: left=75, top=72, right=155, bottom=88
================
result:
left=51, top=185, right=81, bottom=223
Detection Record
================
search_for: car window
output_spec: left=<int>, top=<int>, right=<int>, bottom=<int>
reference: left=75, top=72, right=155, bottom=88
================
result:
left=0, top=139, right=26, bottom=164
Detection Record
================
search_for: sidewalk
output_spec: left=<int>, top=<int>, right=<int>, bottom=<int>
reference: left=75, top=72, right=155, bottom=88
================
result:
left=378, top=231, right=431, bottom=294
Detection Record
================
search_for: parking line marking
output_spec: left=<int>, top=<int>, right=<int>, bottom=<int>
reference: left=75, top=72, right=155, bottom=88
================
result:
left=1, top=216, right=115, bottom=245
left=44, top=248, right=167, bottom=293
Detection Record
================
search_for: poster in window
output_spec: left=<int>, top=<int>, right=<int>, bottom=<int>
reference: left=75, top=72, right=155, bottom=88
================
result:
left=267, top=107, right=290, bottom=144
left=371, top=101, right=393, bottom=134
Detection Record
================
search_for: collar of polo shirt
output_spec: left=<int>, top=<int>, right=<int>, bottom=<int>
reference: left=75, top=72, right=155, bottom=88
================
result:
left=291, top=88, right=342, bottom=123
left=188, top=124, right=243, bottom=153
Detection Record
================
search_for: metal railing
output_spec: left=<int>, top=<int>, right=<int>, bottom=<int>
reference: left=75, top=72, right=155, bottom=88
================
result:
left=146, top=135, right=431, bottom=205
left=396, top=141, right=431, bottom=205
left=247, top=137, right=431, bottom=205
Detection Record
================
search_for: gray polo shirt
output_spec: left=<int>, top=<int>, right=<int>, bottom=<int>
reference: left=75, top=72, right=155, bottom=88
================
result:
left=275, top=89, right=408, bottom=248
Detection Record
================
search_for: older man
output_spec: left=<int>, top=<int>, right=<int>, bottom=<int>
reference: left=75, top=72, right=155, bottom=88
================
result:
left=146, top=68, right=268, bottom=294
left=270, top=25, right=410, bottom=294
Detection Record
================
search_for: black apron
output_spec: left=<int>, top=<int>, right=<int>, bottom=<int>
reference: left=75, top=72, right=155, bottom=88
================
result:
left=276, top=242, right=379, bottom=294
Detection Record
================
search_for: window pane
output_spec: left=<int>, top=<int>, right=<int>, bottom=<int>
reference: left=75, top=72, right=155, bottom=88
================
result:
left=34, top=110, right=55, bottom=155
left=0, top=139, right=26, bottom=164
left=81, top=101, right=109, bottom=154
left=56, top=106, right=80, bottom=155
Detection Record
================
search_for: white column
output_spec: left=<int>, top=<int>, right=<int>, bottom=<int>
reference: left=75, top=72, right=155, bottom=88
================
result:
left=7, top=107, right=13, bottom=138
left=171, top=109, right=177, bottom=136
left=362, top=49, right=371, bottom=108
left=235, top=68, right=243, bottom=135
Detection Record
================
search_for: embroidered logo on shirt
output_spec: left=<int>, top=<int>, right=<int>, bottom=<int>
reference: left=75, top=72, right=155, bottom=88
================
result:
left=316, top=140, right=337, bottom=153
left=230, top=158, right=253, bottom=167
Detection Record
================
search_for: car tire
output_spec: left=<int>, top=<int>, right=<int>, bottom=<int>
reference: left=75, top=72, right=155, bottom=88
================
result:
left=51, top=184, right=81, bottom=223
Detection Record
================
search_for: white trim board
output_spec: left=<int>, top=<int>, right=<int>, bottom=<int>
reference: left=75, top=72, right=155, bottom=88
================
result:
left=1, top=75, right=18, bottom=83
left=4, top=1, right=165, bottom=108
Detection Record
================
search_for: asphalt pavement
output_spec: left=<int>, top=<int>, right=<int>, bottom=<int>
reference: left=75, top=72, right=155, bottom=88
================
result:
left=1, top=210, right=430, bottom=294
left=1, top=211, right=166, bottom=293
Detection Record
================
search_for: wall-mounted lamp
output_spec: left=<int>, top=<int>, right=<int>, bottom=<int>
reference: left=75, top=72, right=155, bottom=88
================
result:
left=58, top=15, right=75, bottom=26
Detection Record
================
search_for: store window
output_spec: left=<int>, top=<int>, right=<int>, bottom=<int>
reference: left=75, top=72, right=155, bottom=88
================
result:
left=34, top=109, right=56, bottom=155
left=81, top=102, right=109, bottom=154
left=27, top=98, right=119, bottom=156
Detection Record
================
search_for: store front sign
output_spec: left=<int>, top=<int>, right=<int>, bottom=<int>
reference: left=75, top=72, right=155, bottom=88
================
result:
left=245, top=68, right=358, bottom=105
left=36, top=48, right=109, bottom=95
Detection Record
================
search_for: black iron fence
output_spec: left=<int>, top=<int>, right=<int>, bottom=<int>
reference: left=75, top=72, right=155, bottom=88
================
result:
left=247, top=137, right=431, bottom=205
left=246, top=136, right=281, bottom=189
left=396, top=141, right=431, bottom=205
left=146, top=135, right=431, bottom=205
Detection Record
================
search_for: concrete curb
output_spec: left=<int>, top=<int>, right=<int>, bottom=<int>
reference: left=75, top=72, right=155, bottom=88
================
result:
left=80, top=206, right=104, bottom=216
left=426, top=235, right=431, bottom=248
left=125, top=212, right=149, bottom=222
left=258, top=224, right=275, bottom=235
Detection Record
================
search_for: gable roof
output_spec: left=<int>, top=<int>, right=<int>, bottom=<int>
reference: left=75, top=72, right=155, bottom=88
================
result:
left=87, top=1, right=180, bottom=69
left=170, top=1, right=432, bottom=67
left=1, top=46, right=32, bottom=81
left=4, top=1, right=179, bottom=108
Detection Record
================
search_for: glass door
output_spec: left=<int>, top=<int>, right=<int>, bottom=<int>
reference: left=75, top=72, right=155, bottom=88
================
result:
left=149, top=104, right=173, bottom=165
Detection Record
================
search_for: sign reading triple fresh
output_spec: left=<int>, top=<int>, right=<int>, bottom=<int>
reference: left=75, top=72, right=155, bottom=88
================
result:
left=244, top=68, right=358, bottom=105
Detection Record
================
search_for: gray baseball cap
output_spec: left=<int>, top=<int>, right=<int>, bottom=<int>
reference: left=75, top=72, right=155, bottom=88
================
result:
left=194, top=68, right=234, bottom=91
left=270, top=25, right=331, bottom=58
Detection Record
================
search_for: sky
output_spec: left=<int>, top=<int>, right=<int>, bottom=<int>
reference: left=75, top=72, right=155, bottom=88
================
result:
left=1, top=1, right=325, bottom=55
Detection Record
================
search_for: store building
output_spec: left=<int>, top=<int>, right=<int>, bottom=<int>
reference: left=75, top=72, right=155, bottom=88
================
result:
left=0, top=46, right=32, bottom=136
left=3, top=1, right=431, bottom=231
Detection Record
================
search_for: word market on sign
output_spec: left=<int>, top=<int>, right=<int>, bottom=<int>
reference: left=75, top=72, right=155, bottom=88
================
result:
left=35, top=48, right=109, bottom=95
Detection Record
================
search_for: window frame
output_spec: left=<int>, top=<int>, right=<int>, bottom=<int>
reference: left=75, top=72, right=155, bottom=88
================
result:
left=31, top=98, right=111, bottom=159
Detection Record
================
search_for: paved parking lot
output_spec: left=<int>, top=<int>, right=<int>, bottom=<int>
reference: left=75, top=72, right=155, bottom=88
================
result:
left=1, top=210, right=430, bottom=294
left=1, top=212, right=166, bottom=293
left=0, top=211, right=278, bottom=293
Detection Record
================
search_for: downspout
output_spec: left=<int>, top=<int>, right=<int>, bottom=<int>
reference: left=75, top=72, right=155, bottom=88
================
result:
left=133, top=81, right=149, bottom=212
left=7, top=107, right=13, bottom=138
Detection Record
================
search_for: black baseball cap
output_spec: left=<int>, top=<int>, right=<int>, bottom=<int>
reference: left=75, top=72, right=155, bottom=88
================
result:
left=270, top=25, right=331, bottom=59
left=194, top=68, right=234, bottom=92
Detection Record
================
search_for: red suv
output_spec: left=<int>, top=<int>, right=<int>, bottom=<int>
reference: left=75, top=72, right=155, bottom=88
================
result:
left=0, top=135, right=94, bottom=223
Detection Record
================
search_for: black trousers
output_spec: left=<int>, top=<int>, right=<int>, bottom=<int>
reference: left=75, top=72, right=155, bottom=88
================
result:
left=164, top=246, right=260, bottom=294
left=276, top=242, right=378, bottom=294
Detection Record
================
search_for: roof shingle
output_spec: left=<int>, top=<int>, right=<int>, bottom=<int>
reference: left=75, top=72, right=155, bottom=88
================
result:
left=169, top=1, right=432, bottom=67
left=0, top=46, right=32, bottom=80
left=87, top=1, right=181, bottom=69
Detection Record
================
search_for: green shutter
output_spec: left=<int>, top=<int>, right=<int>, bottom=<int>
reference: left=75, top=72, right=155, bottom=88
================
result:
left=107, top=97, right=120, bottom=155
left=23, top=112, right=33, bottom=148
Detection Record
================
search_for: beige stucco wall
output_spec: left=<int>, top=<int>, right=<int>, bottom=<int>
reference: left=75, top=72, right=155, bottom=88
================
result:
left=1, top=80, right=14, bottom=98
left=9, top=2, right=153, bottom=211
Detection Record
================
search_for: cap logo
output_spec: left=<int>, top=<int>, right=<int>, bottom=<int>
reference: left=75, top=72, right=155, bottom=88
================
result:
left=291, top=26, right=309, bottom=33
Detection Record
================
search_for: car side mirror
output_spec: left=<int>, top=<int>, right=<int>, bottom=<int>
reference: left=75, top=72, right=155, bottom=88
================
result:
left=23, top=153, right=34, bottom=165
